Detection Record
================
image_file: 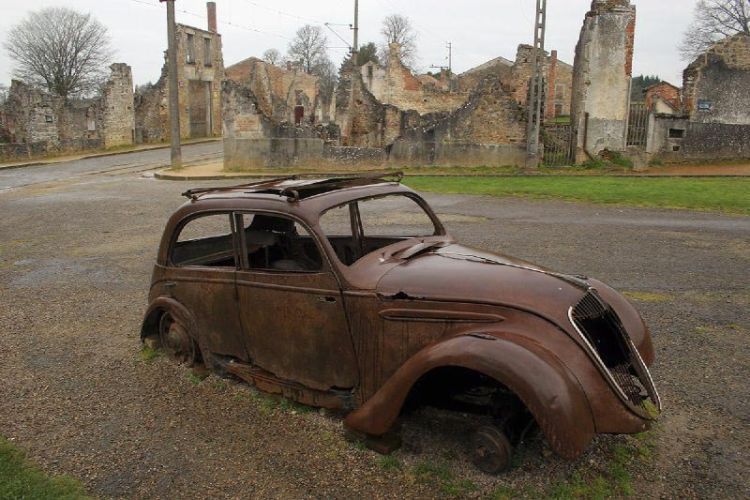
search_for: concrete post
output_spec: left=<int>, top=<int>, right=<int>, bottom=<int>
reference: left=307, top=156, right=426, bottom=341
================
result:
left=161, top=0, right=182, bottom=168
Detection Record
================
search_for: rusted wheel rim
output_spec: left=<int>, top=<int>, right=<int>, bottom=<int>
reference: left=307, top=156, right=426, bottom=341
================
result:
left=158, top=312, right=195, bottom=365
left=472, top=426, right=513, bottom=474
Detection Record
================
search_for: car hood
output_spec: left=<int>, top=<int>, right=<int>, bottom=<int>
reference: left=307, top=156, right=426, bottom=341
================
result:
left=376, top=244, right=590, bottom=329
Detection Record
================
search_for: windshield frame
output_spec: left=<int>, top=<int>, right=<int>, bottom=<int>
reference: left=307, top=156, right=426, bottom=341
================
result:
left=317, top=192, right=447, bottom=267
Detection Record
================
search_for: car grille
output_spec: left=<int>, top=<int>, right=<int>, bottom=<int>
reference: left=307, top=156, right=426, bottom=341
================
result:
left=569, top=290, right=661, bottom=417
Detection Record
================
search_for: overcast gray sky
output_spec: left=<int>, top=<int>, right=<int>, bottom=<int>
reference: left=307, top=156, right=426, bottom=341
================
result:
left=0, top=0, right=699, bottom=88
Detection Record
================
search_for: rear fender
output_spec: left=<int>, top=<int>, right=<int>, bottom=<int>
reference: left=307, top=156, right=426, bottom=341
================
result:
left=140, top=296, right=196, bottom=341
left=344, top=332, right=595, bottom=459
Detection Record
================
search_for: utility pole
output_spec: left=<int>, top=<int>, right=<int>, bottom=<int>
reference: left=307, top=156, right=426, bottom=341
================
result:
left=446, top=42, right=452, bottom=74
left=526, top=0, right=547, bottom=168
left=161, top=0, right=182, bottom=169
left=352, top=0, right=360, bottom=61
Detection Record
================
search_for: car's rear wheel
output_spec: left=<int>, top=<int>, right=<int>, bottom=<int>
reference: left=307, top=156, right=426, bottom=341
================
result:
left=472, top=425, right=513, bottom=474
left=158, top=312, right=198, bottom=366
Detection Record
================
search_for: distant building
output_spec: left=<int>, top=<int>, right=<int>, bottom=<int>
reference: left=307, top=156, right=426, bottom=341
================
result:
left=644, top=82, right=681, bottom=115
left=135, top=1, right=224, bottom=143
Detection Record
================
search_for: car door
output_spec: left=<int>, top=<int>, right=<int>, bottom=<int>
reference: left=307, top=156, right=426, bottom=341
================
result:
left=165, top=211, right=247, bottom=361
left=233, top=212, right=358, bottom=392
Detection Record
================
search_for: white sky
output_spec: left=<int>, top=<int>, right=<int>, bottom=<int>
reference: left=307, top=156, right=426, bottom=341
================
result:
left=0, top=0, right=698, bottom=87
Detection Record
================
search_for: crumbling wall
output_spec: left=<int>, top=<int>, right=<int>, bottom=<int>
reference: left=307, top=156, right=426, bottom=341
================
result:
left=683, top=34, right=750, bottom=125
left=134, top=76, right=168, bottom=143
left=644, top=33, right=750, bottom=162
left=360, top=44, right=467, bottom=115
left=226, top=58, right=320, bottom=124
left=1, top=64, right=134, bottom=160
left=101, top=63, right=135, bottom=148
left=222, top=79, right=344, bottom=170
left=389, top=79, right=527, bottom=166
left=135, top=15, right=224, bottom=143
left=457, top=56, right=513, bottom=93
left=4, top=80, right=61, bottom=144
left=570, top=0, right=636, bottom=161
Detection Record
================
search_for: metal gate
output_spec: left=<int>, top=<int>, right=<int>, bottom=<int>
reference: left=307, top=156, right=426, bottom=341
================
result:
left=542, top=124, right=574, bottom=166
left=627, top=103, right=649, bottom=147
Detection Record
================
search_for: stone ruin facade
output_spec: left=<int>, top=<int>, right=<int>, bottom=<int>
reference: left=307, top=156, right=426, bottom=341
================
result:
left=0, top=64, right=135, bottom=161
left=135, top=2, right=224, bottom=143
left=222, top=39, right=574, bottom=170
left=570, top=0, right=637, bottom=163
left=645, top=33, right=750, bottom=161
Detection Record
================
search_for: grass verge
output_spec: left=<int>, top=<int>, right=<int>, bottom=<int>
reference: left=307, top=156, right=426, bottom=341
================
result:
left=0, top=437, right=89, bottom=499
left=405, top=176, right=750, bottom=215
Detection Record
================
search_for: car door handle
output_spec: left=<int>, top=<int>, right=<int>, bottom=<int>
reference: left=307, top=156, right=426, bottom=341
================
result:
left=318, top=296, right=337, bottom=304
left=165, top=281, right=177, bottom=290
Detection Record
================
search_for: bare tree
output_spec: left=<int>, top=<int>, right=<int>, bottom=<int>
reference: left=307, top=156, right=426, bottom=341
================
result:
left=313, top=59, right=338, bottom=105
left=680, top=0, right=750, bottom=60
left=263, top=48, right=282, bottom=66
left=287, top=25, right=329, bottom=74
left=380, top=14, right=418, bottom=68
left=4, top=7, right=112, bottom=99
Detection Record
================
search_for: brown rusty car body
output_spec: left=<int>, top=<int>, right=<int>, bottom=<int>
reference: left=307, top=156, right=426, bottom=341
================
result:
left=142, top=173, right=661, bottom=472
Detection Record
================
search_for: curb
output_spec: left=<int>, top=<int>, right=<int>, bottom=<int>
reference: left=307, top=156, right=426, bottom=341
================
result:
left=0, top=138, right=221, bottom=171
left=153, top=171, right=750, bottom=181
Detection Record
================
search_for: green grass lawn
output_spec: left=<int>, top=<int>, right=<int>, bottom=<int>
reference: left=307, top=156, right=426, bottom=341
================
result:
left=405, top=176, right=750, bottom=215
left=0, top=437, right=89, bottom=499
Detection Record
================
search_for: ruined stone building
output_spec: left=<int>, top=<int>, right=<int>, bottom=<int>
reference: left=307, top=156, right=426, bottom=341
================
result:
left=135, top=2, right=224, bottom=143
left=510, top=45, right=574, bottom=119
left=0, top=64, right=135, bottom=160
left=647, top=33, right=750, bottom=161
left=221, top=36, right=575, bottom=170
left=225, top=58, right=323, bottom=125
left=570, top=0, right=636, bottom=162
left=644, top=82, right=681, bottom=114
left=356, top=44, right=467, bottom=115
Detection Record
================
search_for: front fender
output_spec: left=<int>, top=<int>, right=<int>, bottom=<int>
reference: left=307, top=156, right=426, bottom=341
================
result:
left=344, top=333, right=595, bottom=459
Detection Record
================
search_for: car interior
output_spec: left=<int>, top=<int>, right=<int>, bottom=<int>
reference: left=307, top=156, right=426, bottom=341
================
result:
left=171, top=213, right=323, bottom=271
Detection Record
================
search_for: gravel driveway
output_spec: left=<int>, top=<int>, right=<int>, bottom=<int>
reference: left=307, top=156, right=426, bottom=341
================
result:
left=0, top=156, right=748, bottom=498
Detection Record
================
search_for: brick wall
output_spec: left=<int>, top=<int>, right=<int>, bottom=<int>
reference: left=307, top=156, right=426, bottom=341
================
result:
left=645, top=82, right=681, bottom=112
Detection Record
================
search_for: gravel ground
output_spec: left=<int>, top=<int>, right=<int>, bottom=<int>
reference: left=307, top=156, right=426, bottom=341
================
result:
left=0, top=156, right=748, bottom=499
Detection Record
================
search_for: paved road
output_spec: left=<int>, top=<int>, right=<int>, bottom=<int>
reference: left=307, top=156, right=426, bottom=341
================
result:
left=0, top=141, right=222, bottom=191
left=0, top=151, right=748, bottom=498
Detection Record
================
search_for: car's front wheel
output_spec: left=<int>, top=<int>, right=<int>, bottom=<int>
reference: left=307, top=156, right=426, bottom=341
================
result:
left=472, top=425, right=513, bottom=474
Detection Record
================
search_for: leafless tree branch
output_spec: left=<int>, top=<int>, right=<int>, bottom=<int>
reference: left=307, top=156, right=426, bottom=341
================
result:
left=680, top=0, right=750, bottom=60
left=379, top=14, right=418, bottom=69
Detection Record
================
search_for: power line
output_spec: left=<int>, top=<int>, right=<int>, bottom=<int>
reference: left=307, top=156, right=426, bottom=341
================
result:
left=238, top=0, right=331, bottom=26
left=127, top=0, right=292, bottom=40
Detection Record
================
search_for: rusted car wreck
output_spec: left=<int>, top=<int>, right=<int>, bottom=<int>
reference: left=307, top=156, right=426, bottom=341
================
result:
left=142, top=172, right=661, bottom=473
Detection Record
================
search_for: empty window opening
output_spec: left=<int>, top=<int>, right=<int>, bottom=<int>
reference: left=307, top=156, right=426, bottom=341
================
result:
left=239, top=214, right=322, bottom=272
left=186, top=34, right=196, bottom=64
left=172, top=213, right=235, bottom=268
left=668, top=128, right=685, bottom=139
left=320, top=194, right=441, bottom=266
left=294, top=105, right=305, bottom=126
left=204, top=38, right=212, bottom=66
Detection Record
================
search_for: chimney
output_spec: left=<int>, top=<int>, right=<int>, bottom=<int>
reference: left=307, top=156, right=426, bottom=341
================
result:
left=207, top=2, right=217, bottom=33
